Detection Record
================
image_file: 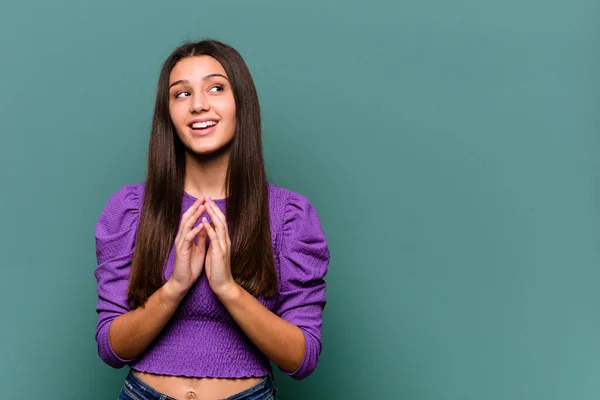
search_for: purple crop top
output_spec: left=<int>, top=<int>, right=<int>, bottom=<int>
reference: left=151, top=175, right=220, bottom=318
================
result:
left=94, top=182, right=329, bottom=380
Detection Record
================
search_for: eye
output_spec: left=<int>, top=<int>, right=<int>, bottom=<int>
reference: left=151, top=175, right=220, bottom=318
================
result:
left=175, top=91, right=191, bottom=98
left=208, top=84, right=224, bottom=93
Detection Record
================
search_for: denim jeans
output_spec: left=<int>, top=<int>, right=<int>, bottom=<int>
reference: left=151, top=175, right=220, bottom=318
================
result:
left=118, top=370, right=277, bottom=400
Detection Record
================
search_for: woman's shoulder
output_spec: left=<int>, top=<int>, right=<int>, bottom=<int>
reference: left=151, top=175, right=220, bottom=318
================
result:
left=266, top=181, right=311, bottom=206
left=102, top=181, right=318, bottom=217
left=96, top=182, right=145, bottom=228
left=103, top=182, right=145, bottom=210
left=267, top=181, right=288, bottom=198
left=95, top=183, right=145, bottom=247
left=266, top=182, right=324, bottom=232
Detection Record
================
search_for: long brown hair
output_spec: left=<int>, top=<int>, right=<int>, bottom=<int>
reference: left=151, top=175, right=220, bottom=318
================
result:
left=128, top=39, right=277, bottom=309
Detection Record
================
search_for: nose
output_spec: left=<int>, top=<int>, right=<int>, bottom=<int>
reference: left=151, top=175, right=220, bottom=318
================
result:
left=190, top=91, right=209, bottom=113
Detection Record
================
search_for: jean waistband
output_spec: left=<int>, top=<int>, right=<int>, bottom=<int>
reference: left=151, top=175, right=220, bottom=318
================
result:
left=125, top=370, right=176, bottom=400
left=124, top=369, right=276, bottom=400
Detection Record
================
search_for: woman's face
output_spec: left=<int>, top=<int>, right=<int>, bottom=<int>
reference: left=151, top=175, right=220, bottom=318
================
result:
left=168, top=56, right=236, bottom=156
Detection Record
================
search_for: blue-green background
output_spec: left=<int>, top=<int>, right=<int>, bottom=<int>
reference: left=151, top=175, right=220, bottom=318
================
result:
left=1, top=1, right=598, bottom=398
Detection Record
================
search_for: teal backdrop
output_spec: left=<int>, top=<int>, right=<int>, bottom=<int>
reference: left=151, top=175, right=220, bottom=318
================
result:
left=1, top=1, right=598, bottom=399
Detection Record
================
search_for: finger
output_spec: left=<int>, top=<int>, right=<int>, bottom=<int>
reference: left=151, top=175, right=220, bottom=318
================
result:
left=206, top=199, right=231, bottom=248
left=205, top=201, right=228, bottom=249
left=182, top=197, right=204, bottom=220
left=206, top=198, right=227, bottom=226
left=177, top=199, right=203, bottom=243
left=194, top=223, right=208, bottom=248
left=180, top=202, right=206, bottom=241
left=184, top=223, right=204, bottom=244
left=177, top=209, right=201, bottom=248
left=201, top=217, right=222, bottom=253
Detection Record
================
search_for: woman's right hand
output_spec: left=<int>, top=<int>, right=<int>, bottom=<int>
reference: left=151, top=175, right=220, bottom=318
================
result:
left=166, top=197, right=208, bottom=296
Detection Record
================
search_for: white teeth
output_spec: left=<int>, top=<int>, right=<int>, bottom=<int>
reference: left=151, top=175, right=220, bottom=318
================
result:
left=192, top=120, right=217, bottom=129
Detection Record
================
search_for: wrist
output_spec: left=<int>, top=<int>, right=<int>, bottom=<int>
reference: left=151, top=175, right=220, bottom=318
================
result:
left=162, top=279, right=189, bottom=305
left=215, top=281, right=242, bottom=304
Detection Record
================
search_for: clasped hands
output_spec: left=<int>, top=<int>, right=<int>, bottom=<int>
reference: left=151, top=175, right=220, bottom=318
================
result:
left=167, top=196, right=237, bottom=299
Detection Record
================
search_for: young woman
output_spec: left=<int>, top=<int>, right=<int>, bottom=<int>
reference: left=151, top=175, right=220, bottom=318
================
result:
left=94, top=39, right=330, bottom=400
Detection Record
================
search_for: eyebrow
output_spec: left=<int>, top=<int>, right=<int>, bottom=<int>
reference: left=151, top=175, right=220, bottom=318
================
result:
left=169, top=74, right=229, bottom=89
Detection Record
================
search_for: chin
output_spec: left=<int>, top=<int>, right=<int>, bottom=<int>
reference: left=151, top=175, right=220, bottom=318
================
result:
left=186, top=141, right=233, bottom=158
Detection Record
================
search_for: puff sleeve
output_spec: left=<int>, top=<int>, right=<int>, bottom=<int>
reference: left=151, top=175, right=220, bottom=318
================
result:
left=276, top=192, right=330, bottom=380
left=94, top=184, right=141, bottom=368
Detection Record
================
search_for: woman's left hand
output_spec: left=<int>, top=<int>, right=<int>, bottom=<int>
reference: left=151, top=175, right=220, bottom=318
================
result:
left=201, top=198, right=237, bottom=297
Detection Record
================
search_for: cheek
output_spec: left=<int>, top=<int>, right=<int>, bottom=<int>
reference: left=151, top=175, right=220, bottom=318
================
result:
left=226, top=109, right=236, bottom=136
left=228, top=107, right=237, bottom=126
left=225, top=103, right=237, bottom=127
left=169, top=106, right=189, bottom=141
left=169, top=102, right=186, bottom=124
left=217, top=96, right=236, bottom=123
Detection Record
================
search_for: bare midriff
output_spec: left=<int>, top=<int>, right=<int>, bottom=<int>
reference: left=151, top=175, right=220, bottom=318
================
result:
left=134, top=371, right=264, bottom=400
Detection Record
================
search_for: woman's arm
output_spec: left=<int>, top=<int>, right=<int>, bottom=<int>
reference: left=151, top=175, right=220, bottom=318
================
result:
left=217, top=284, right=306, bottom=373
left=100, top=196, right=209, bottom=361
left=202, top=196, right=328, bottom=377
left=107, top=281, right=187, bottom=360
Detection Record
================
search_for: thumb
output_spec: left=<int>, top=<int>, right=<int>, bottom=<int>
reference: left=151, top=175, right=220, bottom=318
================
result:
left=195, top=226, right=208, bottom=248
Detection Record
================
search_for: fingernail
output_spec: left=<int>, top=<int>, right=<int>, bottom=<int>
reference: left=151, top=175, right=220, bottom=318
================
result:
left=207, top=196, right=212, bottom=201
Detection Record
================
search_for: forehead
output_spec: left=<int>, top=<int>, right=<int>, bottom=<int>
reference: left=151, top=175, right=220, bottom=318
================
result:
left=169, top=55, right=228, bottom=82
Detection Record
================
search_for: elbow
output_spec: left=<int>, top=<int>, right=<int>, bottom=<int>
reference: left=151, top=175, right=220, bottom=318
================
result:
left=97, top=345, right=128, bottom=369
left=288, top=365, right=316, bottom=381
left=285, top=330, right=321, bottom=380
left=96, top=322, right=131, bottom=369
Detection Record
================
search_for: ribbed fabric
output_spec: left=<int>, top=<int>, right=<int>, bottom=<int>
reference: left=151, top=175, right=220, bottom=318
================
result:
left=94, top=182, right=329, bottom=380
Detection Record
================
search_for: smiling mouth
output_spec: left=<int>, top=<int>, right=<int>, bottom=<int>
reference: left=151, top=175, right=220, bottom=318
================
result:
left=189, top=120, right=219, bottom=131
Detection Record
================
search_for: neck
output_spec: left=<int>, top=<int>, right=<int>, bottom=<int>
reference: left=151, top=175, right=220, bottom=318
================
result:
left=184, top=147, right=230, bottom=200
